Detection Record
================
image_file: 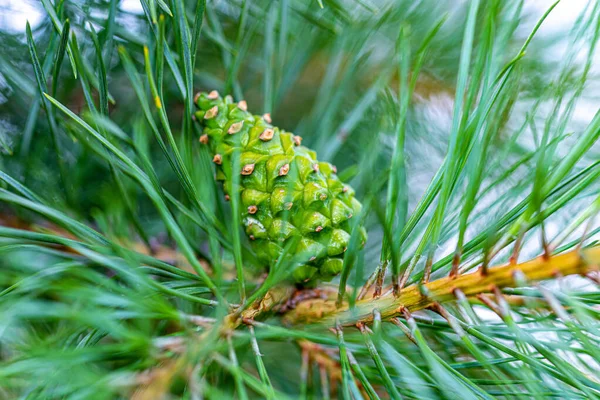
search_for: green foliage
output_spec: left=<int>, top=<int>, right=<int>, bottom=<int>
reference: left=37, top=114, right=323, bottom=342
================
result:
left=0, top=0, right=599, bottom=398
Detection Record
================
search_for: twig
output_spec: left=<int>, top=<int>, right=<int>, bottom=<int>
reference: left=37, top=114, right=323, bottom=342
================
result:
left=284, top=246, right=600, bottom=326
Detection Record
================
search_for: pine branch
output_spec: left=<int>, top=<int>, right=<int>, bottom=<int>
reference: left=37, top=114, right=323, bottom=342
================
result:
left=284, top=246, right=600, bottom=326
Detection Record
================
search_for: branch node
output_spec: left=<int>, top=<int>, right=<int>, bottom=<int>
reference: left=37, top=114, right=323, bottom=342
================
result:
left=476, top=293, right=502, bottom=316
left=450, top=251, right=461, bottom=279
left=402, top=307, right=412, bottom=321
left=390, top=317, right=416, bottom=344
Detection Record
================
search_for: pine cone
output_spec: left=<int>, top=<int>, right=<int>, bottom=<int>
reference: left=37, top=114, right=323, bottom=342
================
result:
left=194, top=91, right=366, bottom=284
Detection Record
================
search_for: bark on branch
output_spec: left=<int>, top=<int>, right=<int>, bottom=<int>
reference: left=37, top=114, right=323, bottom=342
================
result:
left=283, top=246, right=600, bottom=326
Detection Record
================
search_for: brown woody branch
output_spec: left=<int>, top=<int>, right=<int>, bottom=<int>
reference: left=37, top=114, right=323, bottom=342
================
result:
left=283, top=246, right=600, bottom=326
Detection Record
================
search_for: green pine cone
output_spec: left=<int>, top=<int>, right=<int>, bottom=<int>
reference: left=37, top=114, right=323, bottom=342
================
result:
left=194, top=90, right=366, bottom=284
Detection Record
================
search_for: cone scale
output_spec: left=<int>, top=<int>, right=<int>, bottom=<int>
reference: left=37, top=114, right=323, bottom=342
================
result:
left=194, top=91, right=366, bottom=284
